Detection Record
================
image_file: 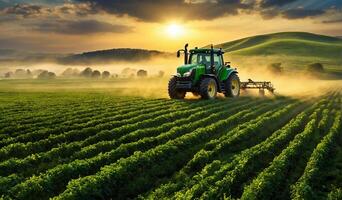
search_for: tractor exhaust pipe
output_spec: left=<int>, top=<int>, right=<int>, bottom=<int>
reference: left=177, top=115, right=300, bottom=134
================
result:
left=184, top=43, right=189, bottom=64
left=210, top=44, right=215, bottom=73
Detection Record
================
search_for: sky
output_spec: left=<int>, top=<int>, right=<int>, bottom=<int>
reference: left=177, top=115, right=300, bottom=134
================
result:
left=0, top=0, right=341, bottom=53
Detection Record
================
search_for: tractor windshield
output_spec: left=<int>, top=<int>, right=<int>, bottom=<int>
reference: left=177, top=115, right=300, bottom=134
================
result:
left=189, top=53, right=211, bottom=67
left=189, top=53, right=223, bottom=69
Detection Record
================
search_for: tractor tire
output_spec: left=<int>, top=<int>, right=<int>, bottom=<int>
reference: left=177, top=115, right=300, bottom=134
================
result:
left=200, top=78, right=217, bottom=99
left=168, top=77, right=186, bottom=99
left=225, top=73, right=240, bottom=98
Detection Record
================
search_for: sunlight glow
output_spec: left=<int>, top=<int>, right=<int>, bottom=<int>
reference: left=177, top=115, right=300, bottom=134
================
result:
left=165, top=24, right=184, bottom=38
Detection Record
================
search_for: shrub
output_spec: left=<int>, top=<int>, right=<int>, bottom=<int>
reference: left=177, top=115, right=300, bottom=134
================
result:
left=4, top=72, right=13, bottom=78
left=62, top=68, right=80, bottom=77
left=91, top=70, right=101, bottom=78
left=137, top=69, right=148, bottom=78
left=267, top=63, right=282, bottom=74
left=80, top=67, right=93, bottom=78
left=307, top=63, right=324, bottom=73
left=102, top=71, right=110, bottom=79
left=37, top=71, right=56, bottom=79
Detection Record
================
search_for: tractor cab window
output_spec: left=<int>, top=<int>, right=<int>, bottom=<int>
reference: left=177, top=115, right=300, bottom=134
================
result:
left=190, top=53, right=223, bottom=71
left=190, top=53, right=211, bottom=68
left=214, top=54, right=223, bottom=68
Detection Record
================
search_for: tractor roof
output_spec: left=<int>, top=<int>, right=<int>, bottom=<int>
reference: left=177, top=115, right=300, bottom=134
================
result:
left=189, top=48, right=225, bottom=54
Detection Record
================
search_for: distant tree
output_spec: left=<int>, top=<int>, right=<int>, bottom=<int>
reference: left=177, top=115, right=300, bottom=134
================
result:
left=137, top=69, right=148, bottom=78
left=4, top=72, right=13, bottom=78
left=91, top=70, right=101, bottom=78
left=158, top=70, right=165, bottom=78
left=80, top=67, right=93, bottom=78
left=15, top=69, right=26, bottom=75
left=102, top=71, right=110, bottom=79
left=32, top=69, right=45, bottom=76
left=121, top=67, right=136, bottom=77
left=61, top=68, right=79, bottom=77
left=267, top=63, right=282, bottom=74
left=14, top=69, right=27, bottom=77
left=37, top=71, right=56, bottom=79
left=307, top=63, right=324, bottom=73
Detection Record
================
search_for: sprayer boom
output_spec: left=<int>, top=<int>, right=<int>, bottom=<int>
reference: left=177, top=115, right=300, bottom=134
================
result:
left=240, top=79, right=275, bottom=95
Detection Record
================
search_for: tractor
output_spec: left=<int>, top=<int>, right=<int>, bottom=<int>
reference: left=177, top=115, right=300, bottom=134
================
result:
left=168, top=44, right=240, bottom=99
left=168, top=44, right=275, bottom=99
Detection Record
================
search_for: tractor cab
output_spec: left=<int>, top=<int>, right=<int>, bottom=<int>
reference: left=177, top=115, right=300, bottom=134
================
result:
left=188, top=49, right=225, bottom=75
left=169, top=44, right=240, bottom=99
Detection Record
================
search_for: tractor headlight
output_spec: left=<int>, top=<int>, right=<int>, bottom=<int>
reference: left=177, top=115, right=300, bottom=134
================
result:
left=183, top=69, right=193, bottom=77
left=176, top=73, right=181, bottom=77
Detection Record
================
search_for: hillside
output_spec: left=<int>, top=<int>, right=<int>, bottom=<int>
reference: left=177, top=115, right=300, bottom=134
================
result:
left=216, top=32, right=342, bottom=58
left=212, top=32, right=342, bottom=75
left=58, top=48, right=171, bottom=65
left=0, top=48, right=171, bottom=66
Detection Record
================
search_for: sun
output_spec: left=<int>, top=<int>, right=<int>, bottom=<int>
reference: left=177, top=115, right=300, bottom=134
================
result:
left=165, top=24, right=184, bottom=38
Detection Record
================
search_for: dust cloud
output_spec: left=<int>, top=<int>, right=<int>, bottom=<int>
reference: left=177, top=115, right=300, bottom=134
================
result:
left=1, top=56, right=340, bottom=99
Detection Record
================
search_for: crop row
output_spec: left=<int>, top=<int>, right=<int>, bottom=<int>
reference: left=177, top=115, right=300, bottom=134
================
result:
left=0, top=98, right=170, bottom=146
left=0, top=94, right=138, bottom=126
left=0, top=98, right=231, bottom=177
left=4, top=98, right=286, bottom=199
left=0, top=99, right=184, bottom=161
left=240, top=99, right=337, bottom=200
left=0, top=98, right=238, bottom=193
left=186, top=98, right=333, bottom=199
left=48, top=100, right=297, bottom=200
left=149, top=98, right=325, bottom=199
left=0, top=96, right=150, bottom=137
left=291, top=110, right=341, bottom=199
left=2, top=98, right=265, bottom=197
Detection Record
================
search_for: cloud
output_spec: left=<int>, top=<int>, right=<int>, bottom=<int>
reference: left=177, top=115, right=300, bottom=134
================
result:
left=259, top=0, right=298, bottom=8
left=29, top=19, right=132, bottom=34
left=281, top=8, right=325, bottom=19
left=2, top=3, right=51, bottom=17
left=75, top=0, right=254, bottom=22
left=322, top=18, right=342, bottom=23
left=260, top=8, right=326, bottom=19
left=0, top=2, right=96, bottom=18
left=54, top=3, right=97, bottom=16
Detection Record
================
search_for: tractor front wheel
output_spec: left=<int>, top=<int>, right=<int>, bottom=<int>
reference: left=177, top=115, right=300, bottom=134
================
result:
left=168, top=77, right=186, bottom=99
left=225, top=73, right=240, bottom=97
left=200, top=78, right=217, bottom=99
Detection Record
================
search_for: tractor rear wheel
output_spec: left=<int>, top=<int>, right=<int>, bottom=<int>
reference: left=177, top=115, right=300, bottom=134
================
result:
left=200, top=78, right=217, bottom=99
left=225, top=73, right=240, bottom=97
left=168, top=77, right=186, bottom=99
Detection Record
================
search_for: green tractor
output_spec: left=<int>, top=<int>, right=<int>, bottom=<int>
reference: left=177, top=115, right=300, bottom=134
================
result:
left=168, top=44, right=240, bottom=99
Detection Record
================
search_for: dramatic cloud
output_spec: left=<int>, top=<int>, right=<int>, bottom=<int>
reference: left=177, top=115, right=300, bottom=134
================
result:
left=259, top=0, right=298, bottom=8
left=29, top=19, right=132, bottom=34
left=54, top=3, right=97, bottom=16
left=2, top=3, right=51, bottom=17
left=322, top=18, right=342, bottom=23
left=75, top=0, right=254, bottom=22
left=282, top=8, right=325, bottom=19
left=0, top=2, right=96, bottom=18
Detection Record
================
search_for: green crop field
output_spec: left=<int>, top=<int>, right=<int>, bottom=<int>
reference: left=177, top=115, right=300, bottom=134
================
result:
left=0, top=86, right=341, bottom=200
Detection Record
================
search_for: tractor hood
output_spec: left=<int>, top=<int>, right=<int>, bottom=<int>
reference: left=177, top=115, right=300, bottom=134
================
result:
left=176, top=64, right=198, bottom=76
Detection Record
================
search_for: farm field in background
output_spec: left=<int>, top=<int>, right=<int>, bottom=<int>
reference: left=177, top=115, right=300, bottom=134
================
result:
left=0, top=88, right=341, bottom=200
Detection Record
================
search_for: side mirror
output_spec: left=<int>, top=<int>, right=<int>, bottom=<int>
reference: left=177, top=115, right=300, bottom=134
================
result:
left=177, top=51, right=180, bottom=58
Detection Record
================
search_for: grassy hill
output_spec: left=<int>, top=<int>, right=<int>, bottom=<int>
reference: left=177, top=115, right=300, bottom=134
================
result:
left=216, top=32, right=342, bottom=58
left=213, top=32, right=342, bottom=76
left=59, top=48, right=171, bottom=65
